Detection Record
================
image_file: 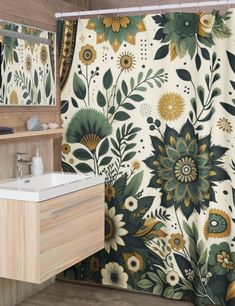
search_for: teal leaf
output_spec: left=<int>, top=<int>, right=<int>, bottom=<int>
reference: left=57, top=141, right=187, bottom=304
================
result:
left=227, top=51, right=235, bottom=73
left=34, top=70, right=38, bottom=88
left=163, top=287, right=175, bottom=299
left=129, top=94, right=144, bottom=102
left=61, top=100, right=69, bottom=114
left=71, top=97, right=79, bottom=108
left=153, top=284, right=164, bottom=295
left=62, top=161, right=76, bottom=173
left=124, top=171, right=144, bottom=198
left=116, top=89, right=122, bottom=105
left=121, top=80, right=128, bottom=96
left=138, top=71, right=144, bottom=83
left=220, top=102, right=235, bottom=116
left=197, top=86, right=205, bottom=106
left=130, top=77, right=135, bottom=90
left=121, top=103, right=135, bottom=110
left=73, top=73, right=86, bottom=100
left=103, top=68, right=113, bottom=89
left=98, top=138, right=109, bottom=156
left=201, top=48, right=210, bottom=60
left=137, top=279, right=153, bottom=289
left=123, top=151, right=136, bottom=162
left=13, top=50, right=19, bottom=63
left=97, top=91, right=106, bottom=107
left=73, top=148, right=93, bottom=161
left=99, top=156, right=112, bottom=166
left=199, top=108, right=215, bottom=122
left=76, top=163, right=94, bottom=173
left=45, top=73, right=51, bottom=98
left=37, top=90, right=41, bottom=104
left=176, top=69, right=192, bottom=82
left=7, top=72, right=12, bottom=83
left=183, top=221, right=194, bottom=237
left=154, top=45, right=169, bottom=60
left=195, top=53, right=201, bottom=71
left=113, top=111, right=130, bottom=121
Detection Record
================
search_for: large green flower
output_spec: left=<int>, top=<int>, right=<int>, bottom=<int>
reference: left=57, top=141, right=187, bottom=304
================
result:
left=86, top=16, right=146, bottom=52
left=208, top=242, right=235, bottom=281
left=174, top=13, right=199, bottom=38
left=66, top=108, right=112, bottom=153
left=144, top=120, right=230, bottom=219
left=153, top=11, right=231, bottom=60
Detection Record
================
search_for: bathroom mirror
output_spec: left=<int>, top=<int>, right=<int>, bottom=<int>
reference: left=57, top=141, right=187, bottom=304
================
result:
left=0, top=20, right=56, bottom=106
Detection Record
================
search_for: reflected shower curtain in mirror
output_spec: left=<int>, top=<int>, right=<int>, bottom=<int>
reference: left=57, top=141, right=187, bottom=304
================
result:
left=58, top=9, right=235, bottom=306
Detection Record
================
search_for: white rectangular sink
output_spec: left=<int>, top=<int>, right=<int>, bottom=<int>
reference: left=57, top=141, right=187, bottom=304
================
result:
left=0, top=172, right=104, bottom=202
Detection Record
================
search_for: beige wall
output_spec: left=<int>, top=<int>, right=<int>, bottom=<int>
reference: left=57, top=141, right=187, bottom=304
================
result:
left=0, top=1, right=90, bottom=305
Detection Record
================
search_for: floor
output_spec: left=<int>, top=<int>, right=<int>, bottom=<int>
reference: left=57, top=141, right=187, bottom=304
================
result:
left=18, top=280, right=194, bottom=306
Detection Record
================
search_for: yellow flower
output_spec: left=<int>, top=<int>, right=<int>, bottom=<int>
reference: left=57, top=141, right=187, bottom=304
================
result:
left=9, top=90, right=18, bottom=105
left=117, top=52, right=136, bottom=72
left=131, top=160, right=141, bottom=170
left=198, top=12, right=215, bottom=37
left=103, top=16, right=130, bottom=33
left=62, top=143, right=71, bottom=155
left=79, top=44, right=97, bottom=65
left=217, top=251, right=234, bottom=271
left=25, top=55, right=32, bottom=71
left=217, top=118, right=233, bottom=133
left=168, top=233, right=186, bottom=251
left=40, top=46, right=48, bottom=65
left=158, top=92, right=184, bottom=121
left=105, top=185, right=116, bottom=202
left=89, top=256, right=100, bottom=272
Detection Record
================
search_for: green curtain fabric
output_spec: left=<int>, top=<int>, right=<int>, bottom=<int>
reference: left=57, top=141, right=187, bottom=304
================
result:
left=59, top=10, right=235, bottom=306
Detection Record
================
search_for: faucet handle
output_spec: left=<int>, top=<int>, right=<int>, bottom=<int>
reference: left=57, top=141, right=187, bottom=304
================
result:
left=16, top=152, right=28, bottom=161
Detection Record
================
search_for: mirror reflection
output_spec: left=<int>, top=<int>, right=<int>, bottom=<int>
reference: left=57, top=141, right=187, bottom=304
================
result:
left=0, top=21, right=56, bottom=106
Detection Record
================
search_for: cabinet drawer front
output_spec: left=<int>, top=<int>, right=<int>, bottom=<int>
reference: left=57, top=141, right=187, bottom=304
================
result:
left=40, top=184, right=104, bottom=282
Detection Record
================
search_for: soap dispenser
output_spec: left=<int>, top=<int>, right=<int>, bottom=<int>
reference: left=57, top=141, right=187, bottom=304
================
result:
left=31, top=147, right=44, bottom=176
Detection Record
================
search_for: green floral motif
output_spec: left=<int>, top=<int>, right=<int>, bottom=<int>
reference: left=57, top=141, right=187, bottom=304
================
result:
left=86, top=16, right=146, bottom=52
left=144, top=120, right=230, bottom=219
left=208, top=242, right=235, bottom=281
left=153, top=11, right=231, bottom=62
left=174, top=13, right=198, bottom=38
left=66, top=108, right=112, bottom=153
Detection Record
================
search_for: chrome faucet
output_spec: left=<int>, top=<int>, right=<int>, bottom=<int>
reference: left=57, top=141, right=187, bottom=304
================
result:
left=16, top=152, right=31, bottom=179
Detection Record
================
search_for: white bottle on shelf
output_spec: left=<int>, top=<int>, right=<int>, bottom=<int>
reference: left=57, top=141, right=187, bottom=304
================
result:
left=31, top=147, right=44, bottom=176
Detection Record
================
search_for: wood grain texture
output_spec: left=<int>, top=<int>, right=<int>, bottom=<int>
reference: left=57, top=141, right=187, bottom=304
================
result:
left=0, top=185, right=104, bottom=284
left=91, top=0, right=233, bottom=12
left=18, top=281, right=194, bottom=306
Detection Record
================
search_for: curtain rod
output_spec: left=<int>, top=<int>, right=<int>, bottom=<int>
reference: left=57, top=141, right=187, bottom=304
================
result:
left=55, top=0, right=235, bottom=18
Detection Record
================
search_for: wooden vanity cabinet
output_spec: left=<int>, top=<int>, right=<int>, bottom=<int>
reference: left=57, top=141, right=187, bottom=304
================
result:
left=0, top=184, right=104, bottom=283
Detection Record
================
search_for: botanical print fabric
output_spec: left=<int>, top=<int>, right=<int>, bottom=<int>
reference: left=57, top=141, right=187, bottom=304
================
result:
left=0, top=24, right=55, bottom=105
left=59, top=10, right=235, bottom=306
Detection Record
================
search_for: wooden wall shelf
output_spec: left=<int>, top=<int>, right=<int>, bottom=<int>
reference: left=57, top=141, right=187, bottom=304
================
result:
left=0, top=128, right=64, bottom=141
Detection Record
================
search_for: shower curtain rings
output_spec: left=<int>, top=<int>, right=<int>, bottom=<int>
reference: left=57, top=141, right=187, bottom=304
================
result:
left=116, top=8, right=120, bottom=18
left=179, top=2, right=182, bottom=13
left=197, top=1, right=200, bottom=13
left=97, top=9, right=100, bottom=20
left=139, top=6, right=142, bottom=16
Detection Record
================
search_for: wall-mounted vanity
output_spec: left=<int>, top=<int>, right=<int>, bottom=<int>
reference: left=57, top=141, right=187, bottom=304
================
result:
left=0, top=172, right=104, bottom=284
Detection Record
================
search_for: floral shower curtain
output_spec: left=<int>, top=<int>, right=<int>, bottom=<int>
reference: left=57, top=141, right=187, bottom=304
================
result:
left=58, top=9, right=235, bottom=306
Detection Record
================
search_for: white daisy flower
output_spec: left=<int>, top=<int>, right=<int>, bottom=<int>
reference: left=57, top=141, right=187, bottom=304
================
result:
left=166, top=270, right=180, bottom=286
left=127, top=255, right=141, bottom=272
left=124, top=196, right=138, bottom=211
left=105, top=203, right=128, bottom=253
left=101, top=262, right=128, bottom=288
